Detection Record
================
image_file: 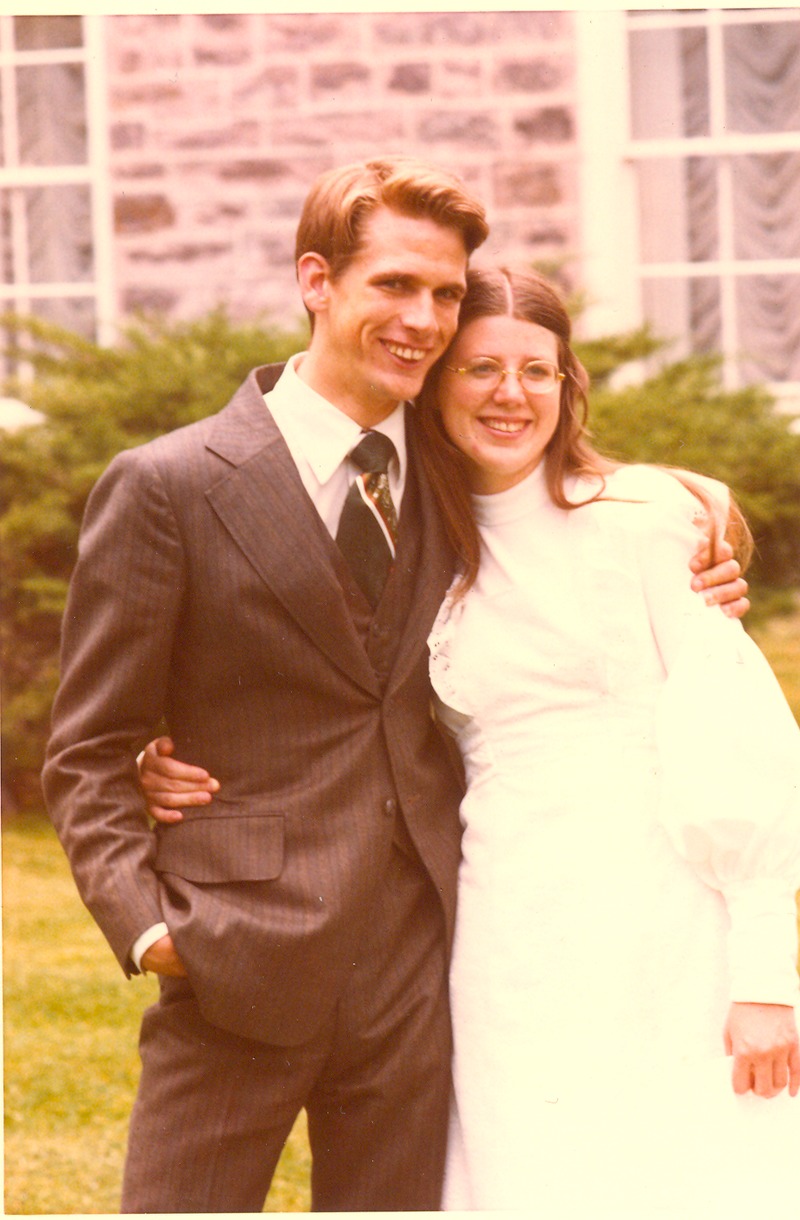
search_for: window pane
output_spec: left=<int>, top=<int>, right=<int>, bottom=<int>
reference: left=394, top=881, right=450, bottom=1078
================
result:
left=737, top=275, right=800, bottom=383
left=725, top=21, right=800, bottom=134
left=732, top=153, right=800, bottom=261
left=14, top=16, right=83, bottom=51
left=31, top=295, right=97, bottom=341
left=17, top=64, right=87, bottom=166
left=0, top=190, right=13, bottom=284
left=25, top=184, right=94, bottom=283
left=629, top=27, right=708, bottom=139
left=642, top=276, right=722, bottom=356
left=637, top=157, right=718, bottom=263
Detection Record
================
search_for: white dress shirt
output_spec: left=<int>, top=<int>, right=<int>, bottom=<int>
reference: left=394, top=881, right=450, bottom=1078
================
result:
left=132, top=354, right=408, bottom=971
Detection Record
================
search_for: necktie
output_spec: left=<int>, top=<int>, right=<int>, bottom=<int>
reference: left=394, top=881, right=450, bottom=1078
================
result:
left=336, top=431, right=399, bottom=607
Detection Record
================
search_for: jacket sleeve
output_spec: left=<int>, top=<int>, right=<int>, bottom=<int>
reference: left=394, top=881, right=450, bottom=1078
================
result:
left=42, top=444, right=187, bottom=973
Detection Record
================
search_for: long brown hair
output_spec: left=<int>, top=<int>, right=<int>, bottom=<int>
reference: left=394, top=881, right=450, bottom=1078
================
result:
left=415, top=265, right=751, bottom=591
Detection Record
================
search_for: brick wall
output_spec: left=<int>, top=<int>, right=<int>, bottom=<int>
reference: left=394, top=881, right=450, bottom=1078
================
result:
left=105, top=10, right=580, bottom=330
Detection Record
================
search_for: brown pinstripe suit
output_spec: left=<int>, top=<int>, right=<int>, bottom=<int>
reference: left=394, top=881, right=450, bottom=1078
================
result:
left=43, top=365, right=465, bottom=1210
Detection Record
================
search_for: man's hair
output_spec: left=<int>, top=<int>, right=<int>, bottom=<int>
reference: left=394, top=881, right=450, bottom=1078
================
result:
left=295, top=155, right=489, bottom=280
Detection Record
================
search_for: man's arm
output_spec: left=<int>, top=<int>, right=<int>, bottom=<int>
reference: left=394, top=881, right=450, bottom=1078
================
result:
left=42, top=446, right=187, bottom=973
left=689, top=539, right=749, bottom=618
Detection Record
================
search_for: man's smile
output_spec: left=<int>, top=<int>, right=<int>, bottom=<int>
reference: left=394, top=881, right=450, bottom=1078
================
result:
left=383, top=340, right=428, bottom=363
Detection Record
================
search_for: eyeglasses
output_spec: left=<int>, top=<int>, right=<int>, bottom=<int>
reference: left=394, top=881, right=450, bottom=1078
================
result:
left=445, top=358, right=565, bottom=396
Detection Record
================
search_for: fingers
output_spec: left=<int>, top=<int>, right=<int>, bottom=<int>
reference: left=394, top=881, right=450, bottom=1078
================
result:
left=141, top=933, right=188, bottom=977
left=720, top=595, right=750, bottom=620
left=151, top=787, right=214, bottom=808
left=690, top=556, right=749, bottom=619
left=140, top=770, right=217, bottom=795
left=690, top=538, right=734, bottom=573
left=790, top=1042, right=800, bottom=1098
left=732, top=1052, right=786, bottom=1098
left=690, top=556, right=741, bottom=589
left=149, top=803, right=185, bottom=825
left=726, top=1003, right=800, bottom=1097
left=141, top=756, right=215, bottom=785
left=706, top=581, right=750, bottom=612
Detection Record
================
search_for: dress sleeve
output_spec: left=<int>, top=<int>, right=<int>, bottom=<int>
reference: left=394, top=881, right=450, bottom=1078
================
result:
left=636, top=473, right=800, bottom=1007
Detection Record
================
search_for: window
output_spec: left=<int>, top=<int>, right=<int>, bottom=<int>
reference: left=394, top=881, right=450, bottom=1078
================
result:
left=577, top=9, right=800, bottom=404
left=0, top=14, right=113, bottom=363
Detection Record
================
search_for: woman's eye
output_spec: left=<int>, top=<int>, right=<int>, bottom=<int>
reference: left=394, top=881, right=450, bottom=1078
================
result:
left=523, top=364, right=551, bottom=382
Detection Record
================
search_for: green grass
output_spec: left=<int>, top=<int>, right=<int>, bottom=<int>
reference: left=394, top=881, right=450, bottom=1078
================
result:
left=2, top=819, right=310, bottom=1214
left=4, top=596, right=799, bottom=1214
left=750, top=592, right=800, bottom=724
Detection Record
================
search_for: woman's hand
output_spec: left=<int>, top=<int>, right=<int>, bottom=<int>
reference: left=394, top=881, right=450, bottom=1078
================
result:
left=139, top=736, right=219, bottom=824
left=690, top=539, right=749, bottom=619
left=724, top=1002, right=800, bottom=1097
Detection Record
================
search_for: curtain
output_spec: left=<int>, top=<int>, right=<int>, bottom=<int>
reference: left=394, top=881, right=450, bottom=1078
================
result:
left=630, top=18, right=800, bottom=384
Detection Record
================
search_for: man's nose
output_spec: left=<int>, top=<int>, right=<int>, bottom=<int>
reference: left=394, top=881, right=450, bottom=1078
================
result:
left=401, top=292, right=437, bottom=333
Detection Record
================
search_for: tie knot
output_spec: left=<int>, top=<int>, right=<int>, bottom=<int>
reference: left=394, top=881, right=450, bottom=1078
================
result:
left=349, top=430, right=396, bottom=476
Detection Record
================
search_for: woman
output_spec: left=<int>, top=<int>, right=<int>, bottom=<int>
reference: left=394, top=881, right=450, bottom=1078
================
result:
left=141, top=268, right=800, bottom=1213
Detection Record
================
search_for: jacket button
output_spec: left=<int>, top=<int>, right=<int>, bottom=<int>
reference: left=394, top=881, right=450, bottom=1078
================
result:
left=383, top=798, right=397, bottom=817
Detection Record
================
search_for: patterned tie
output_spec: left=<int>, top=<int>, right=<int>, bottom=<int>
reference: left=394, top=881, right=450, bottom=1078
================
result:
left=336, top=430, right=399, bottom=608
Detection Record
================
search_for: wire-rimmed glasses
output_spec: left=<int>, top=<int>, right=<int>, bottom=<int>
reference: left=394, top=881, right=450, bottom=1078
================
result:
left=445, top=358, right=565, bottom=396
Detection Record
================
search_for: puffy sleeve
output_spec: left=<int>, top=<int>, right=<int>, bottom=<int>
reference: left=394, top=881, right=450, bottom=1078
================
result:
left=636, top=471, right=800, bottom=1008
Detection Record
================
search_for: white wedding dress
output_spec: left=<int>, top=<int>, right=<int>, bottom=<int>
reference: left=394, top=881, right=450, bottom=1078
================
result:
left=429, top=463, right=800, bottom=1216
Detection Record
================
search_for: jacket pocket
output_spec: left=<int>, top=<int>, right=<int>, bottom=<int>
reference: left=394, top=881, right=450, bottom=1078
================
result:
left=154, top=809, right=284, bottom=882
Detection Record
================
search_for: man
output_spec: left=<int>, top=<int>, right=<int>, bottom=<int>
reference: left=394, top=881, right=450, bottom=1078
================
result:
left=43, top=156, right=746, bottom=1213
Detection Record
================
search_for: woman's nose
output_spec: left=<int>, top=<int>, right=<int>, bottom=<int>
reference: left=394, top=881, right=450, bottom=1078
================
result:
left=493, top=368, right=527, bottom=402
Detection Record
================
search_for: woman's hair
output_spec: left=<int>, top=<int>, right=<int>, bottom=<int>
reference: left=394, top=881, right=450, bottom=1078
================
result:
left=415, top=265, right=752, bottom=592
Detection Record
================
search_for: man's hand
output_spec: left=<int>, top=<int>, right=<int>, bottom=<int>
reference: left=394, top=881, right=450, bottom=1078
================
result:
left=139, top=736, right=219, bottom=824
left=141, top=933, right=188, bottom=978
left=724, top=1002, right=800, bottom=1097
left=690, top=539, right=749, bottom=619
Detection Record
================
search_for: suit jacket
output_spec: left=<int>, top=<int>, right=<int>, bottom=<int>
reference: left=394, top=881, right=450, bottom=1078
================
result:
left=43, top=366, right=464, bottom=1046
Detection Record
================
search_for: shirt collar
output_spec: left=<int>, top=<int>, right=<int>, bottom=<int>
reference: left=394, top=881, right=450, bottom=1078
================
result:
left=265, top=353, right=407, bottom=486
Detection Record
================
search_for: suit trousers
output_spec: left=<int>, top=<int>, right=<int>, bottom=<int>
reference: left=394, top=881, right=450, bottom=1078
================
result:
left=121, top=843, right=452, bottom=1212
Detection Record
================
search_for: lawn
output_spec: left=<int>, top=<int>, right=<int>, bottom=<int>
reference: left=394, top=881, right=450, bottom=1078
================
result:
left=4, top=598, right=799, bottom=1214
left=2, top=819, right=310, bottom=1214
left=750, top=593, right=800, bottom=723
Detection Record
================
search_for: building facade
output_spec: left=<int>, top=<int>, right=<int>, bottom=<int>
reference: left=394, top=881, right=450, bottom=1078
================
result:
left=2, top=9, right=799, bottom=402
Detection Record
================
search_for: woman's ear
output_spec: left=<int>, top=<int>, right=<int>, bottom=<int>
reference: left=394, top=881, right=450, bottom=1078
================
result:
left=296, top=252, right=331, bottom=317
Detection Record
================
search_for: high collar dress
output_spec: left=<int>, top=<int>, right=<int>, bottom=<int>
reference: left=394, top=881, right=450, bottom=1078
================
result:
left=429, top=461, right=800, bottom=1214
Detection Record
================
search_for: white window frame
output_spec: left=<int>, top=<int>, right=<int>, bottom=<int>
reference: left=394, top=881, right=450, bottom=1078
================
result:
left=576, top=7, right=800, bottom=407
left=0, top=13, right=115, bottom=345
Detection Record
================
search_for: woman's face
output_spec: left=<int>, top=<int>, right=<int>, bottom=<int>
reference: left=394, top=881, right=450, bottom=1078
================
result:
left=437, top=314, right=563, bottom=495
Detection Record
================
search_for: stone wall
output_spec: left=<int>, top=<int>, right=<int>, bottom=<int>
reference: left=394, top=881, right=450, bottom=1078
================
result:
left=105, top=10, right=580, bottom=330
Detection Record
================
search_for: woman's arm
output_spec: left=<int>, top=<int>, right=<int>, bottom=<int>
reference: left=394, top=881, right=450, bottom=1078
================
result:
left=635, top=475, right=800, bottom=1096
left=138, top=736, right=219, bottom=824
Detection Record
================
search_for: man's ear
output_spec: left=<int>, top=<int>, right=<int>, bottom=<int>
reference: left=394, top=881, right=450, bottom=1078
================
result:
left=297, top=252, right=331, bottom=317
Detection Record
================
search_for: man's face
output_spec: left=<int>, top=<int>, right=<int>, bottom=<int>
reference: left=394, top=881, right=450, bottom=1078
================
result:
left=301, top=206, right=468, bottom=425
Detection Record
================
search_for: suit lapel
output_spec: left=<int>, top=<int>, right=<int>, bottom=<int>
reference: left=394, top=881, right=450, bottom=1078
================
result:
left=204, top=368, right=380, bottom=697
left=386, top=408, right=457, bottom=696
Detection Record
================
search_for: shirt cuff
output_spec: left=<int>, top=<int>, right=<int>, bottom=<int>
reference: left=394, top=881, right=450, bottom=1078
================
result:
left=131, top=922, right=170, bottom=973
left=726, top=879, right=800, bottom=1007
